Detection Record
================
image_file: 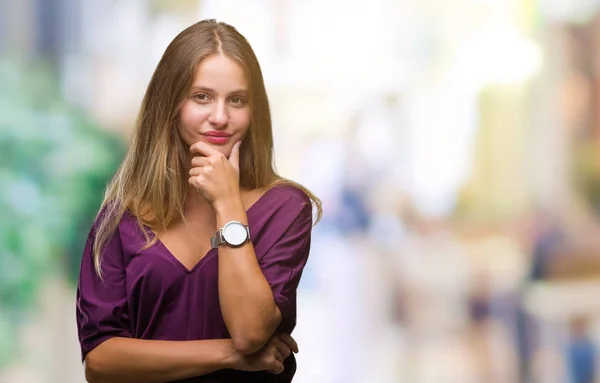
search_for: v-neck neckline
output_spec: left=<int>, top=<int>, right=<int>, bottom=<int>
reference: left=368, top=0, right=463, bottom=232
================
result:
left=157, top=240, right=216, bottom=274
left=153, top=186, right=277, bottom=274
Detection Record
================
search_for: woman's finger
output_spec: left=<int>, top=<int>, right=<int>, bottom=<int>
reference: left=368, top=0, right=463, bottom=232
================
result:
left=191, top=156, right=209, bottom=167
left=189, top=167, right=202, bottom=176
left=274, top=349, right=284, bottom=363
left=276, top=333, right=298, bottom=353
left=188, top=175, right=205, bottom=189
left=267, top=360, right=284, bottom=375
left=189, top=165, right=213, bottom=177
left=190, top=141, right=220, bottom=157
left=272, top=338, right=291, bottom=359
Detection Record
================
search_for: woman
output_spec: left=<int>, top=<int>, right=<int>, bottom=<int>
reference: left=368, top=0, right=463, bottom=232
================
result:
left=76, top=19, right=321, bottom=383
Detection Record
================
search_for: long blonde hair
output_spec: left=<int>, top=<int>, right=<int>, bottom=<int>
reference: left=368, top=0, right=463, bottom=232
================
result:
left=93, top=19, right=322, bottom=277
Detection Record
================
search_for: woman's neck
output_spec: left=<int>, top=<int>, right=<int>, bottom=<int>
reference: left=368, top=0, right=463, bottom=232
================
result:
left=184, top=186, right=217, bottom=224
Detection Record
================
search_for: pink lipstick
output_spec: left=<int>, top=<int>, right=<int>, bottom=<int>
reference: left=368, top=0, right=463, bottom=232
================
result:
left=202, top=131, right=232, bottom=145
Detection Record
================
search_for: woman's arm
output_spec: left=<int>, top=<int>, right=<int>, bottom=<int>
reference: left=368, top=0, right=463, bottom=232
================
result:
left=84, top=337, right=235, bottom=383
left=84, top=333, right=298, bottom=383
left=215, top=201, right=282, bottom=354
left=189, top=142, right=313, bottom=355
left=214, top=190, right=313, bottom=355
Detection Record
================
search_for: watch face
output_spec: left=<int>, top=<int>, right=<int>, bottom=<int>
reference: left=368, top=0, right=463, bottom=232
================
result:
left=222, top=221, right=248, bottom=246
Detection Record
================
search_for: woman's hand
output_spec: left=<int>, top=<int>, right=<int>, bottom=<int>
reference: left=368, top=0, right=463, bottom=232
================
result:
left=189, top=141, right=242, bottom=208
left=231, top=332, right=299, bottom=374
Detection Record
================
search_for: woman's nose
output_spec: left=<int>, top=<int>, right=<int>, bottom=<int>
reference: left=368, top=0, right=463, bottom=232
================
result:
left=208, top=101, right=229, bottom=127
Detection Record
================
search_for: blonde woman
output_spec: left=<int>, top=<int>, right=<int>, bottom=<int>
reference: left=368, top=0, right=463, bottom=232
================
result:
left=76, top=19, right=321, bottom=383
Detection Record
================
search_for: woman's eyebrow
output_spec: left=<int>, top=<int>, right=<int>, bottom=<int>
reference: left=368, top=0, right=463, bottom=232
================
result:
left=190, top=85, right=248, bottom=95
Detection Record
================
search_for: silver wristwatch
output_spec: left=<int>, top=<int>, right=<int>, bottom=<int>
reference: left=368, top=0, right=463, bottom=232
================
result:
left=211, top=221, right=250, bottom=249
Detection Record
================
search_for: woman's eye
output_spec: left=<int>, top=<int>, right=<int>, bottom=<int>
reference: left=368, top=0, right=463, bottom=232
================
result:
left=230, top=97, right=244, bottom=106
left=194, top=94, right=209, bottom=102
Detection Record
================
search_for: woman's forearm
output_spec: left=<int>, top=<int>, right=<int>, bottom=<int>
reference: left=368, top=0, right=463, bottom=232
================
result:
left=215, top=199, right=281, bottom=354
left=84, top=337, right=236, bottom=383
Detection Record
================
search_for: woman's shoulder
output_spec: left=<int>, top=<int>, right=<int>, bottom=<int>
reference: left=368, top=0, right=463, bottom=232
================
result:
left=251, top=182, right=313, bottom=226
left=250, top=183, right=314, bottom=251
left=89, top=203, right=149, bottom=259
left=264, top=182, right=311, bottom=207
left=91, top=201, right=142, bottom=239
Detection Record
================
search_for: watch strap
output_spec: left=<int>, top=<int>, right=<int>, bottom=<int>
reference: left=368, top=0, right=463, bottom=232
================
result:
left=210, top=230, right=223, bottom=249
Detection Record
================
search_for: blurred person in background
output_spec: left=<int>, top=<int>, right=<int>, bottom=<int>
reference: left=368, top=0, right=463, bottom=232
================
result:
left=76, top=19, right=321, bottom=383
left=516, top=209, right=564, bottom=383
left=567, top=316, right=596, bottom=383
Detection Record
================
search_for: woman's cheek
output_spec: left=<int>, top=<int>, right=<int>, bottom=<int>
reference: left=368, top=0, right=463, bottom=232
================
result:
left=232, top=109, right=252, bottom=133
left=180, top=105, right=209, bottom=130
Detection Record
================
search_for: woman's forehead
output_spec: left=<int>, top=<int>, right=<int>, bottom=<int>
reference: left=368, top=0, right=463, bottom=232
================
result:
left=192, top=54, right=248, bottom=91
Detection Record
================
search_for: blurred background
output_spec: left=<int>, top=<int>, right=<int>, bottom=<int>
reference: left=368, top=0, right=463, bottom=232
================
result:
left=3, top=0, right=600, bottom=382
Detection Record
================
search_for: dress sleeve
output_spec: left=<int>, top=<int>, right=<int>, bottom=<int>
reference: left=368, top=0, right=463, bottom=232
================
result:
left=257, top=193, right=313, bottom=333
left=76, top=218, right=132, bottom=362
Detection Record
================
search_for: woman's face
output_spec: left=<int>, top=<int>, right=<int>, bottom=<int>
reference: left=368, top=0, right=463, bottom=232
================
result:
left=178, top=54, right=251, bottom=158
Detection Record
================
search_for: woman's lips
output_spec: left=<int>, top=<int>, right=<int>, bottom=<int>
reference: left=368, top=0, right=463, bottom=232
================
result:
left=203, top=135, right=230, bottom=145
left=202, top=131, right=232, bottom=145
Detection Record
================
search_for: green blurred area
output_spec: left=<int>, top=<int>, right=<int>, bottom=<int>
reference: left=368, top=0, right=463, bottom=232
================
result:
left=0, top=59, right=125, bottom=367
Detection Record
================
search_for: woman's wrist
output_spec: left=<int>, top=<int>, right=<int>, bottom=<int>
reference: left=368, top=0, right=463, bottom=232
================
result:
left=199, top=339, right=240, bottom=371
left=214, top=197, right=247, bottom=225
left=221, top=342, right=242, bottom=370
